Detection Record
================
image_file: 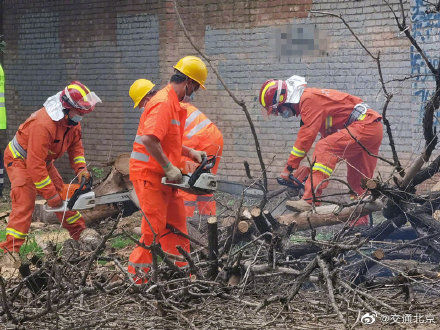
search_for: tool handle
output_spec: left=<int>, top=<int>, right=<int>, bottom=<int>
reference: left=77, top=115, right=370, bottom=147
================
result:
left=288, top=174, right=305, bottom=189
left=43, top=201, right=68, bottom=213
left=67, top=176, right=93, bottom=209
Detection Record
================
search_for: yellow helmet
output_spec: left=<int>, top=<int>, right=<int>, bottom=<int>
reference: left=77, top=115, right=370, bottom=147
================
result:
left=129, top=79, right=155, bottom=108
left=173, top=56, right=208, bottom=89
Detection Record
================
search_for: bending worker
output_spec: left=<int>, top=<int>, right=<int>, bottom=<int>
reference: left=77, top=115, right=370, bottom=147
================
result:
left=259, top=76, right=383, bottom=221
left=180, top=100, right=223, bottom=220
left=0, top=81, right=102, bottom=270
left=129, top=79, right=223, bottom=221
left=128, top=56, right=208, bottom=281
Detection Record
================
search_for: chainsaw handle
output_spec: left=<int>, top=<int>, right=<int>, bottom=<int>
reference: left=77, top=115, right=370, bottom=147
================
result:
left=188, top=155, right=216, bottom=187
left=66, top=176, right=93, bottom=210
left=288, top=174, right=305, bottom=189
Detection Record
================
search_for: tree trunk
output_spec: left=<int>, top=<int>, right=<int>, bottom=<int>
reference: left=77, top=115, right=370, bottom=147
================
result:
left=276, top=200, right=383, bottom=231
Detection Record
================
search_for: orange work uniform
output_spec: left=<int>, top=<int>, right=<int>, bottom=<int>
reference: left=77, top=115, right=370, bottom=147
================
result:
left=128, top=84, right=189, bottom=280
left=287, top=88, right=383, bottom=203
left=179, top=102, right=223, bottom=219
left=0, top=108, right=87, bottom=253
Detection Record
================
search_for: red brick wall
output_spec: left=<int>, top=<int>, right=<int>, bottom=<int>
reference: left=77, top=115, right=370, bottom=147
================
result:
left=2, top=0, right=437, bottom=193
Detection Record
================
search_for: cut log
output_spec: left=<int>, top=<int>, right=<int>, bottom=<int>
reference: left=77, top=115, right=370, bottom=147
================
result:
left=277, top=200, right=383, bottom=231
left=263, top=210, right=279, bottom=230
left=207, top=216, right=219, bottom=279
left=372, top=249, right=384, bottom=260
left=242, top=208, right=252, bottom=220
left=113, top=153, right=130, bottom=176
left=237, top=221, right=250, bottom=233
left=221, top=216, right=236, bottom=228
left=33, top=154, right=138, bottom=225
left=251, top=207, right=271, bottom=235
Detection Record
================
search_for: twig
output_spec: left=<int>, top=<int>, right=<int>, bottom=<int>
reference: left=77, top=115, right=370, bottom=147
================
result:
left=317, top=256, right=346, bottom=326
left=81, top=214, right=122, bottom=286
left=338, top=279, right=398, bottom=312
left=172, top=0, right=268, bottom=208
left=0, top=276, right=17, bottom=323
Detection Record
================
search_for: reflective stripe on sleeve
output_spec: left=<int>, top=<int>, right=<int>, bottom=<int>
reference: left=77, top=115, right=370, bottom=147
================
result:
left=185, top=110, right=202, bottom=129
left=66, top=211, right=82, bottom=224
left=171, top=119, right=180, bottom=126
left=130, top=151, right=150, bottom=163
left=186, top=119, right=212, bottom=139
left=184, top=201, right=197, bottom=207
left=73, top=156, right=86, bottom=164
left=134, top=135, right=143, bottom=144
left=8, top=136, right=28, bottom=159
left=312, top=163, right=333, bottom=176
left=34, top=175, right=52, bottom=189
left=6, top=227, right=28, bottom=239
left=291, top=146, right=305, bottom=158
left=8, top=142, right=21, bottom=159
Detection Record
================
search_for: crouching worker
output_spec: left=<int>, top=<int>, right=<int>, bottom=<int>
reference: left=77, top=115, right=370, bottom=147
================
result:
left=259, top=76, right=383, bottom=225
left=0, top=81, right=102, bottom=273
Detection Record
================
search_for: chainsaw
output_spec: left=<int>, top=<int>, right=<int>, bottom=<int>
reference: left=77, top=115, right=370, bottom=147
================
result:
left=276, top=173, right=306, bottom=198
left=44, top=177, right=132, bottom=212
left=161, top=155, right=217, bottom=195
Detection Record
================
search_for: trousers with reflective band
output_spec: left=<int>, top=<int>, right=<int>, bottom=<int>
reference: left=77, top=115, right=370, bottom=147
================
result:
left=0, top=148, right=86, bottom=253
left=180, top=191, right=215, bottom=218
left=128, top=174, right=189, bottom=281
left=302, top=114, right=383, bottom=203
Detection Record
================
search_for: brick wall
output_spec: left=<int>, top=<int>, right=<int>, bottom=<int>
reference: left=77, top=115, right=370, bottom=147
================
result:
left=2, top=0, right=439, bottom=191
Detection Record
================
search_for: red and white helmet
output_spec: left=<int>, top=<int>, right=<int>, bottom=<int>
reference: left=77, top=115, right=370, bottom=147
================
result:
left=60, top=81, right=101, bottom=114
left=258, top=79, right=287, bottom=115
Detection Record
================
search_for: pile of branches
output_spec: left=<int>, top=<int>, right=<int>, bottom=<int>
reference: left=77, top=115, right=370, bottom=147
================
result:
left=2, top=187, right=440, bottom=328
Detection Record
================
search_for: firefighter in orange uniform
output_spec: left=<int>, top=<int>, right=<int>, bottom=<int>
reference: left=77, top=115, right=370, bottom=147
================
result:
left=179, top=101, right=223, bottom=220
left=0, top=81, right=102, bottom=271
left=128, top=56, right=208, bottom=281
left=259, top=76, right=383, bottom=224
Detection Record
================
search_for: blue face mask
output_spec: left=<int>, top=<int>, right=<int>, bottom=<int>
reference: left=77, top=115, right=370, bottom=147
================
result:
left=279, top=107, right=294, bottom=118
left=70, top=115, right=83, bottom=123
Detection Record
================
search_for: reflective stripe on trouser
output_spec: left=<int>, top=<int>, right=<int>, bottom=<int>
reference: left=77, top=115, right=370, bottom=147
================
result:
left=302, top=116, right=383, bottom=203
left=0, top=149, right=86, bottom=253
left=128, top=176, right=189, bottom=281
left=180, top=190, right=216, bottom=218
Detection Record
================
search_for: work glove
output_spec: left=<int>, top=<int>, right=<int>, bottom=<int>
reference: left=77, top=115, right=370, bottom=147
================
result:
left=47, top=193, right=63, bottom=208
left=188, top=148, right=207, bottom=163
left=163, top=162, right=183, bottom=182
left=77, top=168, right=91, bottom=183
left=280, top=164, right=294, bottom=180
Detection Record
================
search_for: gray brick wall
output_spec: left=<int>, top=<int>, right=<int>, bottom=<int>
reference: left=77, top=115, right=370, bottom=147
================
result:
left=2, top=0, right=440, bottom=191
